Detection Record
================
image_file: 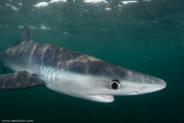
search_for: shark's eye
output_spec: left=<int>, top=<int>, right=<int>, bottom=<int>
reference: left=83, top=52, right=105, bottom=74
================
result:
left=110, top=80, right=120, bottom=90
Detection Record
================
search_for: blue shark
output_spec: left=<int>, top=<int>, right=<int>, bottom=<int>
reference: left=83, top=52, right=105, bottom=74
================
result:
left=0, top=27, right=166, bottom=103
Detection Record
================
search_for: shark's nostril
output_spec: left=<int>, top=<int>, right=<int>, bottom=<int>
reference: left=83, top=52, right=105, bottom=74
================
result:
left=110, top=80, right=120, bottom=90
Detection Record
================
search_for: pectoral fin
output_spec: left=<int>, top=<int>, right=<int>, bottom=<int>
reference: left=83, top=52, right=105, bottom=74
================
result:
left=0, top=71, right=45, bottom=89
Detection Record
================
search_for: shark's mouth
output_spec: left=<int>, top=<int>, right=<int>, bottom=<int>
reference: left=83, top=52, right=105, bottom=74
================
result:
left=87, top=95, right=114, bottom=103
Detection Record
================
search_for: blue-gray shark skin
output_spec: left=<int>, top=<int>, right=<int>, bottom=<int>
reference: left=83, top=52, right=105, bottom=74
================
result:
left=0, top=27, right=166, bottom=103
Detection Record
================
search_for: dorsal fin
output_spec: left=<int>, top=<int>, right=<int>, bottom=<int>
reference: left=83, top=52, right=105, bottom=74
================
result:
left=15, top=26, right=31, bottom=45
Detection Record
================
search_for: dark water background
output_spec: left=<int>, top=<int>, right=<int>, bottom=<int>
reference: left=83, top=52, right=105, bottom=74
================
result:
left=0, top=0, right=184, bottom=122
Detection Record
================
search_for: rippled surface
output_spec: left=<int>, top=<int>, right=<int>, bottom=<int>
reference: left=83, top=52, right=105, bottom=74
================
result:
left=0, top=0, right=184, bottom=122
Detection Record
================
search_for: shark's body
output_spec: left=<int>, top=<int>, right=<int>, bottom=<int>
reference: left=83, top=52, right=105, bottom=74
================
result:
left=0, top=27, right=166, bottom=102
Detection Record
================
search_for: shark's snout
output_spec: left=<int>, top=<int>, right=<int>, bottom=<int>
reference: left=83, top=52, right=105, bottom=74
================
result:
left=118, top=70, right=167, bottom=95
left=136, top=78, right=167, bottom=95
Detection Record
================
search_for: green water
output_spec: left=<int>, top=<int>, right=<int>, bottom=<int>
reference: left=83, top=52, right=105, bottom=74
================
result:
left=0, top=0, right=184, bottom=122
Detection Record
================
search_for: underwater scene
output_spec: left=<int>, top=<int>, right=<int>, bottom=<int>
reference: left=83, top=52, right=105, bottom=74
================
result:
left=0, top=0, right=184, bottom=123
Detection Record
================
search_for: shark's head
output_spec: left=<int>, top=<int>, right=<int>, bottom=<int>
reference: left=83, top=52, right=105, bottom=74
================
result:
left=50, top=60, right=166, bottom=103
